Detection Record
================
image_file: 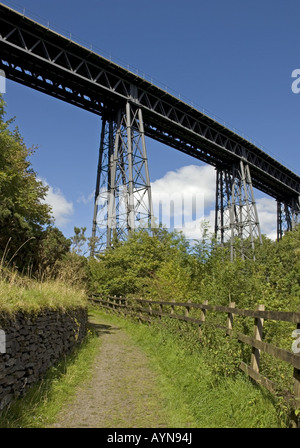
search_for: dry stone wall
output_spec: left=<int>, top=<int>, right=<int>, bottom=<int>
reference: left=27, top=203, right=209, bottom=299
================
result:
left=0, top=306, right=88, bottom=410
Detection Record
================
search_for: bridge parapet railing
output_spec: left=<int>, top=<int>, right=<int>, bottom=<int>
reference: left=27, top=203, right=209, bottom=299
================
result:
left=90, top=295, right=300, bottom=420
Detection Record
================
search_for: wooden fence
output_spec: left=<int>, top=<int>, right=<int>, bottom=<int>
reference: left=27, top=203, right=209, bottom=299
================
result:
left=90, top=295, right=300, bottom=412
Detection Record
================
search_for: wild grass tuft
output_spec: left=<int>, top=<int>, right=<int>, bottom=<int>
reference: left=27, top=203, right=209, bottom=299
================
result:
left=0, top=268, right=88, bottom=314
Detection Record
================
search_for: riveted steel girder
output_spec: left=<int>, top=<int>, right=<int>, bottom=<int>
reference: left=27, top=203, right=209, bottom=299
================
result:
left=215, top=161, right=262, bottom=260
left=1, top=3, right=300, bottom=248
left=91, top=103, right=154, bottom=253
left=277, top=198, right=300, bottom=241
left=0, top=3, right=299, bottom=212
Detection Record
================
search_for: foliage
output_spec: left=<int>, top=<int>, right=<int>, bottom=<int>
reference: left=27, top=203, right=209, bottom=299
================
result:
left=89, top=224, right=300, bottom=313
left=54, top=252, right=89, bottom=289
left=0, top=98, right=88, bottom=279
left=88, top=226, right=192, bottom=298
left=0, top=96, right=52, bottom=271
left=35, top=227, right=71, bottom=276
left=70, top=226, right=87, bottom=256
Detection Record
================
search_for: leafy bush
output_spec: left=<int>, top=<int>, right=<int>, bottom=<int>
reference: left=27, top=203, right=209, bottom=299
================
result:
left=0, top=96, right=52, bottom=272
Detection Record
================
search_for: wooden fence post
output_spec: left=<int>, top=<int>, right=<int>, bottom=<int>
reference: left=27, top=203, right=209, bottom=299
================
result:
left=185, top=301, right=191, bottom=318
left=250, top=304, right=265, bottom=373
left=199, top=300, right=208, bottom=339
left=293, top=306, right=300, bottom=404
left=227, top=302, right=235, bottom=336
left=159, top=303, right=163, bottom=319
left=136, top=299, right=141, bottom=323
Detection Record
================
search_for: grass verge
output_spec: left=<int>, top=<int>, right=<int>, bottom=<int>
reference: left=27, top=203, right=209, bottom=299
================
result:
left=90, top=308, right=287, bottom=428
left=0, top=277, right=88, bottom=314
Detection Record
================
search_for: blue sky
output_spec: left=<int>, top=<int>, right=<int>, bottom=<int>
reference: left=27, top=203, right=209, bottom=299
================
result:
left=2, top=0, right=300, bottom=241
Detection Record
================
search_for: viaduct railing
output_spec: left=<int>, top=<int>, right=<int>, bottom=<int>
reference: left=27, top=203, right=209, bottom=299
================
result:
left=90, top=295, right=300, bottom=415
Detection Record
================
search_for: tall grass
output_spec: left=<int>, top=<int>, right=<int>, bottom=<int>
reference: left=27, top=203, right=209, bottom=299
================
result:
left=0, top=268, right=88, bottom=314
left=0, top=234, right=89, bottom=314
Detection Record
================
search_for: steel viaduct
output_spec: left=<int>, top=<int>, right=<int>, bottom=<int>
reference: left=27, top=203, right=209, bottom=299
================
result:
left=0, top=3, right=299, bottom=258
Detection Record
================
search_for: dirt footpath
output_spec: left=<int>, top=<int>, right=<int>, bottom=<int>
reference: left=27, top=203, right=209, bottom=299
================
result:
left=50, top=315, right=172, bottom=428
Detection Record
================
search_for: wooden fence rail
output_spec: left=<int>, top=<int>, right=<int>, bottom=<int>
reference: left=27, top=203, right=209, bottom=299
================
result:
left=90, top=295, right=300, bottom=412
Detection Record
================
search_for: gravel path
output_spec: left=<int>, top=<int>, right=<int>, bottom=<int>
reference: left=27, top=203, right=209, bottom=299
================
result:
left=50, top=315, right=172, bottom=428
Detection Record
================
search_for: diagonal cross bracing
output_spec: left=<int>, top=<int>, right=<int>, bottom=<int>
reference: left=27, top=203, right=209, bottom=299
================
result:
left=0, top=3, right=299, bottom=206
left=91, top=104, right=154, bottom=252
left=0, top=3, right=299, bottom=250
left=215, top=161, right=262, bottom=260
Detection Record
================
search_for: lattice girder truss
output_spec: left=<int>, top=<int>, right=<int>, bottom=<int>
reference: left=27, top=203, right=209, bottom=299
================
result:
left=91, top=102, right=154, bottom=253
left=277, top=197, right=300, bottom=241
left=215, top=161, right=262, bottom=260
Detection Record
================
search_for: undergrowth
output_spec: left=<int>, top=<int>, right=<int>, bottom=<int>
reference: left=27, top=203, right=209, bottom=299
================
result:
left=0, top=267, right=88, bottom=314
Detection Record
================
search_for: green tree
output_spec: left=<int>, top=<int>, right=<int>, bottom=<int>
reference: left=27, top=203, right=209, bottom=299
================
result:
left=70, top=227, right=87, bottom=256
left=0, top=96, right=52, bottom=270
left=36, top=226, right=71, bottom=275
left=88, top=226, right=192, bottom=297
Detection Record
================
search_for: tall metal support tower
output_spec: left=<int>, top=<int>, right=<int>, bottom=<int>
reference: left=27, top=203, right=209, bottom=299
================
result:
left=91, top=102, right=154, bottom=254
left=215, top=160, right=262, bottom=261
left=277, top=198, right=300, bottom=241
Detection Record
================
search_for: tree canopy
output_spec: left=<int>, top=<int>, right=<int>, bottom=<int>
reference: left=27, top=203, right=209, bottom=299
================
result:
left=0, top=96, right=70, bottom=273
left=88, top=223, right=300, bottom=313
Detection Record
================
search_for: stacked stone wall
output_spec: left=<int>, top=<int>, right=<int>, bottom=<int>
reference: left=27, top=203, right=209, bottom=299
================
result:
left=0, top=307, right=88, bottom=409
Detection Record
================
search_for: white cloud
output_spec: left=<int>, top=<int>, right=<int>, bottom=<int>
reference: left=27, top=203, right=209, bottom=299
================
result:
left=77, top=191, right=95, bottom=205
left=256, top=197, right=277, bottom=240
left=150, top=165, right=278, bottom=241
left=151, top=164, right=215, bottom=207
left=41, top=180, right=74, bottom=227
left=87, top=163, right=278, bottom=242
left=151, top=164, right=215, bottom=237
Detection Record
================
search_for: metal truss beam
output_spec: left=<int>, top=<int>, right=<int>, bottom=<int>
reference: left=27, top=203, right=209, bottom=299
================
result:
left=277, top=198, right=300, bottom=241
left=0, top=2, right=300, bottom=214
left=215, top=161, right=262, bottom=260
left=91, top=103, right=154, bottom=253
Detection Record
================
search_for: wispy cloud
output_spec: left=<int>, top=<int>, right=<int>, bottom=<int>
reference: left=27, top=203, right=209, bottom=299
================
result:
left=40, top=179, right=74, bottom=227
left=77, top=191, right=95, bottom=205
left=151, top=164, right=216, bottom=209
left=89, top=163, right=278, bottom=241
left=151, top=165, right=215, bottom=237
left=256, top=197, right=277, bottom=240
left=150, top=165, right=278, bottom=241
